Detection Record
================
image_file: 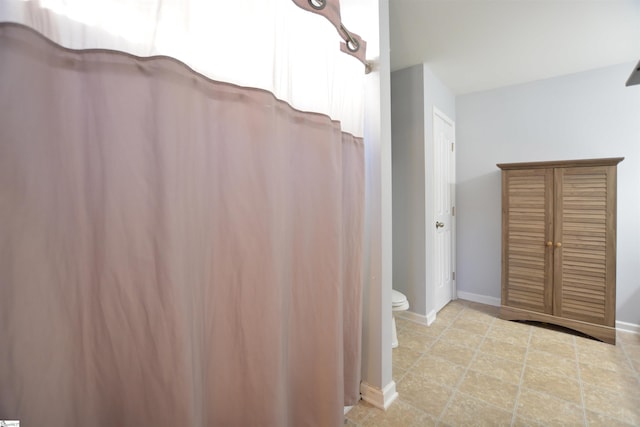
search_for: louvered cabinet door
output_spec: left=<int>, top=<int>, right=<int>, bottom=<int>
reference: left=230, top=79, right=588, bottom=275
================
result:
left=553, top=166, right=617, bottom=327
left=502, top=168, right=554, bottom=314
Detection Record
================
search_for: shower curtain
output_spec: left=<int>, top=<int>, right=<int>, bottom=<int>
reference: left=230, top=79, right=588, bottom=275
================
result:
left=0, top=2, right=365, bottom=426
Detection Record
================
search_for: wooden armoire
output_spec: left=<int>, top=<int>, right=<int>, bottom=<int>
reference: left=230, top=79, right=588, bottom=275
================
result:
left=497, top=157, right=623, bottom=344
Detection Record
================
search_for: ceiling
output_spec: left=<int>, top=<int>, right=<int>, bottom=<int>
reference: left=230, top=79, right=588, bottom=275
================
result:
left=389, top=0, right=640, bottom=95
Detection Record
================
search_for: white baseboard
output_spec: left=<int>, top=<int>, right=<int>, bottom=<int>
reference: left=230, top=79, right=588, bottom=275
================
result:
left=397, top=310, right=436, bottom=326
left=426, top=310, right=436, bottom=326
left=457, top=291, right=501, bottom=307
left=360, top=380, right=398, bottom=411
left=397, top=310, right=430, bottom=326
left=616, top=320, right=640, bottom=335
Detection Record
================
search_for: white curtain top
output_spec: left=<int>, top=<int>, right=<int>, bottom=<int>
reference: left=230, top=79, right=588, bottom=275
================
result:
left=0, top=0, right=365, bottom=136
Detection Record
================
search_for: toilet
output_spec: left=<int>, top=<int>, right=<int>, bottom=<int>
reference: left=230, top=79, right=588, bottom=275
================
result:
left=391, top=289, right=410, bottom=349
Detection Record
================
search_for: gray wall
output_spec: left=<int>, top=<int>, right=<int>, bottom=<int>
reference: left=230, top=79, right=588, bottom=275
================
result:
left=391, top=64, right=455, bottom=318
left=456, top=62, right=640, bottom=325
left=360, top=0, right=394, bottom=395
left=391, top=65, right=426, bottom=314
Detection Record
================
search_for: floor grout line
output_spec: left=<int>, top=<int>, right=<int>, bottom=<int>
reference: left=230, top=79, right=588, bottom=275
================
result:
left=390, top=393, right=441, bottom=424
left=396, top=304, right=467, bottom=380
left=619, top=334, right=640, bottom=380
left=434, top=306, right=495, bottom=426
left=577, top=342, right=640, bottom=426
left=357, top=301, right=640, bottom=426
left=509, top=324, right=533, bottom=427
left=572, top=335, right=589, bottom=427
left=388, top=303, right=471, bottom=426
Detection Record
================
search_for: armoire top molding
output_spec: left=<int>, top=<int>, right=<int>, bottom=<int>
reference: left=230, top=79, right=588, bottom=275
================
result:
left=497, top=157, right=624, bottom=170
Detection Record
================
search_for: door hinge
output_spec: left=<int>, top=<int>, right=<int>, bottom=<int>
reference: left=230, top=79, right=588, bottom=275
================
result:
left=452, top=206, right=455, bottom=216
left=451, top=142, right=455, bottom=152
left=452, top=271, right=456, bottom=281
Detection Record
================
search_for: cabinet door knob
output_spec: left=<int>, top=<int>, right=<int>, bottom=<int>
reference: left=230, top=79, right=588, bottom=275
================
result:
left=556, top=242, right=562, bottom=248
left=436, top=221, right=445, bottom=229
left=546, top=241, right=553, bottom=247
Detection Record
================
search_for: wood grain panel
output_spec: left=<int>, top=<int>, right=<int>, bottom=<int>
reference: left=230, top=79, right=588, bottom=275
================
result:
left=502, top=169, right=553, bottom=313
left=554, top=166, right=615, bottom=326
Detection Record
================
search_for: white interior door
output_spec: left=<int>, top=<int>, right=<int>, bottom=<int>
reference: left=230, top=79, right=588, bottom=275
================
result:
left=433, top=108, right=456, bottom=313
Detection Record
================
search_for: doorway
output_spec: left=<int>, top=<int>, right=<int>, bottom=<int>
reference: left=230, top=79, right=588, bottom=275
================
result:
left=432, top=107, right=456, bottom=313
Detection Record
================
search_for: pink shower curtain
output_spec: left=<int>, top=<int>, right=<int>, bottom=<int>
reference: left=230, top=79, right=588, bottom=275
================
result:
left=0, top=23, right=363, bottom=426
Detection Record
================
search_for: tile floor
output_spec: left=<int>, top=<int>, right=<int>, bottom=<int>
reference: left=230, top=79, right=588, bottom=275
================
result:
left=345, top=299, right=640, bottom=426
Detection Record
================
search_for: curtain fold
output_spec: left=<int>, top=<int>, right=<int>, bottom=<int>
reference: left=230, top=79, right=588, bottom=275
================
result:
left=0, top=23, right=364, bottom=426
left=341, top=134, right=365, bottom=406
